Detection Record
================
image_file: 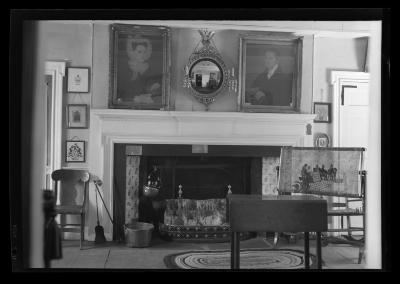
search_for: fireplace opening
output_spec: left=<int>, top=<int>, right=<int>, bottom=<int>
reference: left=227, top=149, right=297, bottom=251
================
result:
left=142, top=156, right=252, bottom=200
left=113, top=144, right=281, bottom=241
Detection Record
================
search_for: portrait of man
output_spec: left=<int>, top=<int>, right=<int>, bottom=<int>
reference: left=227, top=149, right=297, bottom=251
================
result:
left=246, top=48, right=293, bottom=106
left=241, top=37, right=301, bottom=112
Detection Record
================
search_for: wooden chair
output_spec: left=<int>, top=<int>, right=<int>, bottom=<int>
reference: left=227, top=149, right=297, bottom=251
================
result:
left=51, top=169, right=90, bottom=249
left=277, top=147, right=366, bottom=264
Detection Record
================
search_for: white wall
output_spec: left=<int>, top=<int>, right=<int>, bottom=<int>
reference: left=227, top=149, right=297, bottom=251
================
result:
left=39, top=21, right=93, bottom=169
left=312, top=36, right=368, bottom=140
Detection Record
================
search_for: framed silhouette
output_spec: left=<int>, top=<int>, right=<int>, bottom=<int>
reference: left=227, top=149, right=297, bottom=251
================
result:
left=66, top=104, right=88, bottom=129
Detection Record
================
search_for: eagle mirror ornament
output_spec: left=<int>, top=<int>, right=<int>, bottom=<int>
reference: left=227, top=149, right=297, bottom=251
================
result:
left=183, top=29, right=237, bottom=108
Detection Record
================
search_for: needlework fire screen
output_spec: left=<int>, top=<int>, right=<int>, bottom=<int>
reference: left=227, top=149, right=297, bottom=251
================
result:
left=278, top=147, right=364, bottom=197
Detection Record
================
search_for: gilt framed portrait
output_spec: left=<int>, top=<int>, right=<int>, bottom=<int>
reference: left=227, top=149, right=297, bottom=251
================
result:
left=239, top=34, right=303, bottom=113
left=109, top=24, right=171, bottom=110
left=67, top=67, right=90, bottom=93
left=65, top=140, right=85, bottom=163
left=66, top=104, right=88, bottom=129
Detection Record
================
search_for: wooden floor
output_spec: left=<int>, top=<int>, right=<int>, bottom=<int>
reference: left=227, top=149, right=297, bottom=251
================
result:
left=50, top=235, right=365, bottom=270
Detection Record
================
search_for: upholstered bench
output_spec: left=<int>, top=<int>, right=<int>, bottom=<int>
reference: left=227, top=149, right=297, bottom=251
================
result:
left=160, top=198, right=251, bottom=242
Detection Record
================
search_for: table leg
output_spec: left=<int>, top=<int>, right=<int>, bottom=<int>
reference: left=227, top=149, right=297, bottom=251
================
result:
left=316, top=232, right=322, bottom=269
left=230, top=232, right=234, bottom=269
left=304, top=232, right=310, bottom=269
left=233, top=232, right=240, bottom=269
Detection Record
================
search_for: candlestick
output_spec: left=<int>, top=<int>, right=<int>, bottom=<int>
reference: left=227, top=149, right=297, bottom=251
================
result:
left=178, top=185, right=183, bottom=198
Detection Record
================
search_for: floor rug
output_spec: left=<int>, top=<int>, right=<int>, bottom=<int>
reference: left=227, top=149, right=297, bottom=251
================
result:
left=164, top=248, right=319, bottom=269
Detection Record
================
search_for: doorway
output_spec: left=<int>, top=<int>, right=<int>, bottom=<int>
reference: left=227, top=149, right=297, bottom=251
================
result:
left=44, top=61, right=66, bottom=190
left=331, top=71, right=370, bottom=235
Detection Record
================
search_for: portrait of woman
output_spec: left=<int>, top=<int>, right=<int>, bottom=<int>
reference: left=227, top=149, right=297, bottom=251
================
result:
left=110, top=24, right=170, bottom=109
left=117, top=35, right=162, bottom=104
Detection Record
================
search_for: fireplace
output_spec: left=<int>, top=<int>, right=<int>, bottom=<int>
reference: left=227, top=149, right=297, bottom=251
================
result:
left=87, top=109, right=316, bottom=241
left=112, top=143, right=283, bottom=240
left=171, top=156, right=251, bottom=199
left=143, top=155, right=252, bottom=200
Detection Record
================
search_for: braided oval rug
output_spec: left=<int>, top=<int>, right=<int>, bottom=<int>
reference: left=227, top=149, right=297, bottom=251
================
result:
left=164, top=248, right=319, bottom=269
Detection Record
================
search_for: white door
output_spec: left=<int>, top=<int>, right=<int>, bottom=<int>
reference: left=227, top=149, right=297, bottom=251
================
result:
left=339, top=81, right=369, bottom=154
left=331, top=71, right=370, bottom=236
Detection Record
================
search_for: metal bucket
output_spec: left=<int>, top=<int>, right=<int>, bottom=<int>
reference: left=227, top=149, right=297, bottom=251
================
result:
left=124, top=222, right=154, bottom=248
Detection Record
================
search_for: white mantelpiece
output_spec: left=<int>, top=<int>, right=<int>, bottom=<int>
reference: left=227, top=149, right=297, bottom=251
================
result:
left=86, top=109, right=316, bottom=241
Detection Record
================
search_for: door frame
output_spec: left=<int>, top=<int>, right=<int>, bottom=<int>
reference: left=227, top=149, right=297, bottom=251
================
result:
left=44, top=61, right=66, bottom=189
left=329, top=70, right=369, bottom=235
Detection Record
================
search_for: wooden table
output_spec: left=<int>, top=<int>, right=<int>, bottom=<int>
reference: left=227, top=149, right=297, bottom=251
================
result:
left=227, top=194, right=327, bottom=269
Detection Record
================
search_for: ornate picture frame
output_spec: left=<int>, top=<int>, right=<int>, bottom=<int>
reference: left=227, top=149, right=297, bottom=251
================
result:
left=314, top=133, right=330, bottom=148
left=65, top=140, right=86, bottom=163
left=239, top=34, right=303, bottom=113
left=182, top=29, right=237, bottom=108
left=109, top=24, right=171, bottom=110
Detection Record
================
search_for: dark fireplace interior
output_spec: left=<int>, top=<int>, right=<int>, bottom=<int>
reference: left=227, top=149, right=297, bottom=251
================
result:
left=142, top=156, right=252, bottom=199
left=112, top=144, right=281, bottom=240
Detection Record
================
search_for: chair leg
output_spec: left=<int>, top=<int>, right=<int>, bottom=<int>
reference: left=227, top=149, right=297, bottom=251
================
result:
left=347, top=215, right=352, bottom=237
left=358, top=246, right=364, bottom=264
left=80, top=213, right=85, bottom=250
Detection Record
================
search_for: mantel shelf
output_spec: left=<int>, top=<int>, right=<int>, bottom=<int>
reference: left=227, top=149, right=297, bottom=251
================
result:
left=91, top=109, right=316, bottom=124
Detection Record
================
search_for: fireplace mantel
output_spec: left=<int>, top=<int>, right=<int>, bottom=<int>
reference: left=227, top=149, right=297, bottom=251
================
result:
left=90, top=109, right=316, bottom=144
left=86, top=109, right=316, bottom=241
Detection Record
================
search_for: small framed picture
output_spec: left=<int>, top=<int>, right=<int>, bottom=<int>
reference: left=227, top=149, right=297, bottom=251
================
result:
left=66, top=104, right=88, bottom=129
left=314, top=133, right=330, bottom=148
left=67, top=67, right=90, bottom=93
left=313, top=102, right=331, bottom=123
left=65, top=140, right=86, bottom=163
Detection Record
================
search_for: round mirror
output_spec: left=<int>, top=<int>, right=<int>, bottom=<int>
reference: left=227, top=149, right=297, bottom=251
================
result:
left=189, top=59, right=223, bottom=95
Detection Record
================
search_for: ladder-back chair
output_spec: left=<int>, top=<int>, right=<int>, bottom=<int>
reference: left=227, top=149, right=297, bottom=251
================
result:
left=51, top=169, right=90, bottom=249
